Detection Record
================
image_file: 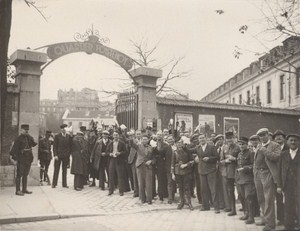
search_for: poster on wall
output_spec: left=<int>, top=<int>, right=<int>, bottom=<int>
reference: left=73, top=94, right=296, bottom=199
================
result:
left=174, top=113, right=193, bottom=133
left=224, top=117, right=239, bottom=138
left=197, top=114, right=215, bottom=137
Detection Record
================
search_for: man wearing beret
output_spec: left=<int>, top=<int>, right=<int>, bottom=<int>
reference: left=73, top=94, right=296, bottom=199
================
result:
left=52, top=124, right=71, bottom=188
left=236, top=137, right=256, bottom=224
left=254, top=128, right=281, bottom=231
left=38, top=130, right=53, bottom=185
left=10, top=124, right=37, bottom=196
left=273, top=129, right=288, bottom=226
left=221, top=131, right=240, bottom=216
left=277, top=134, right=300, bottom=230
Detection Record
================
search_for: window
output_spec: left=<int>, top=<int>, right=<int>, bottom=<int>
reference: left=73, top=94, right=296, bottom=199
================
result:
left=280, top=75, right=285, bottom=100
left=247, top=90, right=251, bottom=105
left=239, top=94, right=242, bottom=104
left=297, top=68, right=300, bottom=95
left=267, top=81, right=272, bottom=104
left=232, top=97, right=235, bottom=104
left=256, top=86, right=260, bottom=105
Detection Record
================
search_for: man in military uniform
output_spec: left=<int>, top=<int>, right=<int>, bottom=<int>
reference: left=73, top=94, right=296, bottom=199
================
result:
left=236, top=137, right=256, bottom=224
left=221, top=131, right=240, bottom=216
left=38, top=130, right=53, bottom=185
left=254, top=128, right=281, bottom=231
left=10, top=124, right=37, bottom=196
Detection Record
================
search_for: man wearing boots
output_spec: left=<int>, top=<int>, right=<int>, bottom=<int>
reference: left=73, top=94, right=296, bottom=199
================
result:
left=38, top=130, right=53, bottom=185
left=10, top=124, right=37, bottom=196
left=236, top=137, right=256, bottom=224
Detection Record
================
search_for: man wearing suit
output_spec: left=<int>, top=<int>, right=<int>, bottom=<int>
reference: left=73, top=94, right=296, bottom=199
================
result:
left=90, top=130, right=111, bottom=190
left=272, top=129, right=288, bottom=226
left=222, top=131, right=240, bottom=216
left=127, top=130, right=140, bottom=197
left=130, top=134, right=155, bottom=204
left=193, top=133, right=220, bottom=213
left=277, top=134, right=300, bottom=230
left=52, top=124, right=71, bottom=188
left=254, top=128, right=281, bottom=231
left=107, top=131, right=127, bottom=196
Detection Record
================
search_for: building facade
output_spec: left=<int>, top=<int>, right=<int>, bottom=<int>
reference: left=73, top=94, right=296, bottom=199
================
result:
left=201, top=36, right=300, bottom=110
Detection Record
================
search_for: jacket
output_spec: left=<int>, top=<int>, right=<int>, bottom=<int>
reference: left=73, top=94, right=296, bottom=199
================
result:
left=10, top=134, right=37, bottom=164
left=106, top=140, right=127, bottom=164
left=90, top=138, right=111, bottom=171
left=38, top=137, right=52, bottom=161
left=171, top=147, right=194, bottom=175
left=70, top=134, right=89, bottom=176
left=53, top=133, right=71, bottom=159
left=223, top=143, right=240, bottom=179
left=129, top=140, right=155, bottom=168
left=196, top=144, right=219, bottom=175
left=235, top=148, right=254, bottom=185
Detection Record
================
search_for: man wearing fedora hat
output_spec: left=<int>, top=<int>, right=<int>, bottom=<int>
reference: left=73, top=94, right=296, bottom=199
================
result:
left=273, top=129, right=288, bottom=226
left=10, top=124, right=37, bottom=196
left=277, top=134, right=300, bottom=230
left=254, top=128, right=281, bottom=231
left=236, top=137, right=256, bottom=224
left=52, top=124, right=71, bottom=188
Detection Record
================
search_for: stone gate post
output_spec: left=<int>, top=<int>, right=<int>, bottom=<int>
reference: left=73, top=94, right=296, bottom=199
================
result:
left=10, top=49, right=47, bottom=186
left=130, top=67, right=162, bottom=130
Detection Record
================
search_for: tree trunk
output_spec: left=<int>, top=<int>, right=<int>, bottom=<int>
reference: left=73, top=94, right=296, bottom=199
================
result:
left=0, top=0, right=12, bottom=159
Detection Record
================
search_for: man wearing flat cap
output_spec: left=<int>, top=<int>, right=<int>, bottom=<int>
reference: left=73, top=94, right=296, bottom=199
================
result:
left=52, top=124, right=71, bottom=188
left=236, top=137, right=256, bottom=224
left=273, top=129, right=288, bottom=226
left=277, top=134, right=300, bottom=230
left=220, top=131, right=240, bottom=216
left=254, top=128, right=281, bottom=231
left=38, top=130, right=53, bottom=185
left=10, top=124, right=37, bottom=196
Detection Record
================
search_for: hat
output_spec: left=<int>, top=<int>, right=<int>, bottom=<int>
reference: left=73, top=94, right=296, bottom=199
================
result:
left=102, top=130, right=109, bottom=135
left=225, top=131, right=234, bottom=138
left=249, top=135, right=259, bottom=141
left=21, top=124, right=29, bottom=130
left=286, top=134, right=300, bottom=140
left=80, top=126, right=86, bottom=132
left=46, top=130, right=52, bottom=134
left=272, top=129, right=286, bottom=139
left=120, top=124, right=127, bottom=130
left=127, top=131, right=134, bottom=136
left=190, top=134, right=199, bottom=141
left=60, top=124, right=67, bottom=129
left=215, top=134, right=224, bottom=142
left=238, top=137, right=249, bottom=144
left=256, top=128, right=269, bottom=136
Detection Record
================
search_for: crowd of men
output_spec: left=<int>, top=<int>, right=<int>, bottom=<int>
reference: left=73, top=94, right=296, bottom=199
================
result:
left=10, top=123, right=300, bottom=231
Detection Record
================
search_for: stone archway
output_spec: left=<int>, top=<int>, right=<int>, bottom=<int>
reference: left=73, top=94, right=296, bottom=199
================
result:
left=3, top=30, right=162, bottom=186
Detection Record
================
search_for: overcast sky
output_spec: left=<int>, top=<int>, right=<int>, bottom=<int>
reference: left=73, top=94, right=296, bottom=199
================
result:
left=9, top=0, right=283, bottom=101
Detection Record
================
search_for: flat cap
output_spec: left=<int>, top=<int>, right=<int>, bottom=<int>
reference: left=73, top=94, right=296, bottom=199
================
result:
left=256, top=128, right=269, bottom=136
left=249, top=135, right=259, bottom=141
left=80, top=126, right=86, bottom=131
left=21, top=124, right=29, bottom=130
left=215, top=134, right=224, bottom=141
left=102, top=130, right=109, bottom=135
left=60, top=124, right=67, bottom=129
left=286, top=134, right=300, bottom=140
left=238, top=137, right=249, bottom=144
left=225, top=131, right=234, bottom=138
left=272, top=129, right=286, bottom=139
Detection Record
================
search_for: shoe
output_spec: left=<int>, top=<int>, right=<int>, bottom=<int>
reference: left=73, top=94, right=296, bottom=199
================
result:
left=119, top=192, right=124, bottom=196
left=133, top=194, right=139, bottom=198
left=100, top=187, right=105, bottom=191
left=245, top=218, right=254, bottom=224
left=47, top=181, right=51, bottom=186
left=108, top=192, right=113, bottom=196
left=89, top=183, right=95, bottom=187
left=200, top=207, right=210, bottom=211
left=177, top=203, right=184, bottom=210
left=22, top=190, right=32, bottom=194
left=63, top=185, right=69, bottom=188
left=227, top=211, right=237, bottom=216
left=16, top=191, right=24, bottom=196
left=168, top=200, right=173, bottom=204
left=224, top=208, right=231, bottom=212
left=255, top=220, right=265, bottom=226
left=188, top=204, right=194, bottom=211
left=239, top=214, right=249, bottom=220
left=75, top=188, right=82, bottom=191
left=52, top=185, right=56, bottom=188
left=148, top=201, right=152, bottom=205
left=215, top=210, right=220, bottom=214
left=159, top=197, right=164, bottom=201
left=262, top=226, right=273, bottom=231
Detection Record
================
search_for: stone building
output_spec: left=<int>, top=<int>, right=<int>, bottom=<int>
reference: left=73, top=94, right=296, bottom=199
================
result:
left=201, top=36, right=300, bottom=110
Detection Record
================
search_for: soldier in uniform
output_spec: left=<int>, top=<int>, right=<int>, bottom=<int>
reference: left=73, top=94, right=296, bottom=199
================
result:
left=38, top=130, right=53, bottom=185
left=235, top=137, right=256, bottom=224
left=221, top=131, right=240, bottom=216
left=254, top=128, right=281, bottom=231
left=10, top=124, right=37, bottom=196
left=172, top=139, right=194, bottom=210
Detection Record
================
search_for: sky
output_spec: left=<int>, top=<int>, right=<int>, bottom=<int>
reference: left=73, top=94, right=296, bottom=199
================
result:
left=9, top=0, right=284, bottom=101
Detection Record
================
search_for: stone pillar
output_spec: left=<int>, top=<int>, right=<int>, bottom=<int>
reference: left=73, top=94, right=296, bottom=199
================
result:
left=10, top=49, right=47, bottom=186
left=130, top=67, right=162, bottom=130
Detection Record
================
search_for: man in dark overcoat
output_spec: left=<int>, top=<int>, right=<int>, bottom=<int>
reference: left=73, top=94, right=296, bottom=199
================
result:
left=277, top=134, right=300, bottom=230
left=71, top=129, right=89, bottom=191
left=10, top=124, right=37, bottom=196
left=52, top=124, right=71, bottom=188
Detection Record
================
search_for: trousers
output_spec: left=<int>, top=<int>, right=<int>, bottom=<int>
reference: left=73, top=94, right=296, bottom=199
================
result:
left=16, top=162, right=31, bottom=192
left=137, top=163, right=153, bottom=203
